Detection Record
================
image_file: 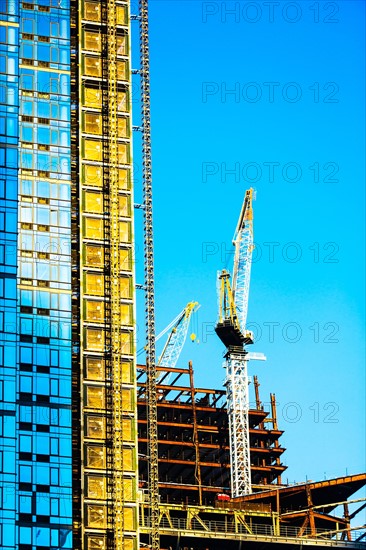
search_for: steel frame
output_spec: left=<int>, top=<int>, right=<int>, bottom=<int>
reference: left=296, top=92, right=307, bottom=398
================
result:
left=137, top=362, right=286, bottom=506
left=139, top=499, right=366, bottom=548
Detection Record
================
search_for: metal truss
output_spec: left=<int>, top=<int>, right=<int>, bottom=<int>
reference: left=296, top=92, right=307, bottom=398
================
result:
left=224, top=349, right=251, bottom=497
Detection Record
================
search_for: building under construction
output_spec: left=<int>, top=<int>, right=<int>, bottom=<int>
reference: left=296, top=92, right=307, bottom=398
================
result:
left=136, top=363, right=366, bottom=549
left=0, top=0, right=364, bottom=549
left=137, top=363, right=286, bottom=506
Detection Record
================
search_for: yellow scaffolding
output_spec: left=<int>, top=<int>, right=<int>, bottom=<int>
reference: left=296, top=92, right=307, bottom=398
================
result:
left=77, top=0, right=138, bottom=548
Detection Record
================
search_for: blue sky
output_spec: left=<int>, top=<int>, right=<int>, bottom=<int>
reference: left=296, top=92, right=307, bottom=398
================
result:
left=133, top=0, right=365, bottom=491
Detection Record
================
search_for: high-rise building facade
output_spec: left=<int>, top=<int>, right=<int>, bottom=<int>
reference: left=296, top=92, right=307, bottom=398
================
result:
left=0, top=0, right=138, bottom=548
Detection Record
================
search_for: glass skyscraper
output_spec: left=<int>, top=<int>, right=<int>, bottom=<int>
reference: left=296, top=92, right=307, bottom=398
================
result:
left=0, top=0, right=137, bottom=548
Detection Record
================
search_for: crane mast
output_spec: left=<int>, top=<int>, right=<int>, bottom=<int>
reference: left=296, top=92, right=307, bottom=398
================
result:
left=215, top=188, right=255, bottom=498
left=136, top=0, right=159, bottom=547
left=225, top=348, right=251, bottom=497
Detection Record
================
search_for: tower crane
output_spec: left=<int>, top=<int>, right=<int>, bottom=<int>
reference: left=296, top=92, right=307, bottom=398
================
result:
left=157, top=301, right=199, bottom=381
left=215, top=188, right=255, bottom=498
left=138, top=301, right=199, bottom=369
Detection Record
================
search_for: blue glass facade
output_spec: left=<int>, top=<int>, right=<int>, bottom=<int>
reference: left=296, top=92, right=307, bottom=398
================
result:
left=0, top=0, right=20, bottom=546
left=1, top=0, right=73, bottom=547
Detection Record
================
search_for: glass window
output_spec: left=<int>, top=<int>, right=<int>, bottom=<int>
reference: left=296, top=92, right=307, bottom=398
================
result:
left=19, top=495, right=32, bottom=513
left=116, top=35, right=127, bottom=56
left=85, top=217, right=103, bottom=239
left=85, top=244, right=104, bottom=267
left=86, top=358, right=105, bottom=381
left=119, top=195, right=130, bottom=217
left=87, top=475, right=106, bottom=499
left=22, top=17, right=35, bottom=34
left=120, top=303, right=132, bottom=326
left=83, top=30, right=102, bottom=52
left=123, top=447, right=134, bottom=471
left=122, top=387, right=134, bottom=412
left=38, top=100, right=51, bottom=118
left=20, top=465, right=32, bottom=482
left=20, top=345, right=33, bottom=363
left=87, top=505, right=107, bottom=528
left=83, top=1, right=101, bottom=22
left=119, top=220, right=130, bottom=242
left=86, top=445, right=106, bottom=469
left=85, top=190, right=103, bottom=212
left=83, top=86, right=102, bottom=109
left=116, top=60, right=127, bottom=81
left=19, top=526, right=32, bottom=544
left=120, top=251, right=132, bottom=273
left=123, top=507, right=136, bottom=531
left=85, top=300, right=104, bottom=322
left=117, top=117, right=129, bottom=138
left=20, top=375, right=32, bottom=392
left=82, top=164, right=103, bottom=187
left=84, top=57, right=102, bottom=78
left=83, top=113, right=102, bottom=136
left=123, top=478, right=135, bottom=502
left=124, top=540, right=136, bottom=550
left=120, top=276, right=132, bottom=298
left=85, top=273, right=104, bottom=296
left=20, top=434, right=32, bottom=452
left=86, top=328, right=104, bottom=351
left=51, top=47, right=59, bottom=63
left=117, top=91, right=128, bottom=112
left=86, top=416, right=105, bottom=439
left=121, top=331, right=132, bottom=355
left=122, top=417, right=133, bottom=441
left=38, top=44, right=50, bottom=63
left=38, top=127, right=50, bottom=144
left=50, top=21, right=59, bottom=37
left=121, top=361, right=133, bottom=384
left=21, top=125, right=33, bottom=142
left=116, top=5, right=127, bottom=25
left=118, top=143, right=128, bottom=165
left=86, top=386, right=105, bottom=409
left=87, top=536, right=106, bottom=550
left=84, top=139, right=102, bottom=161
left=22, top=43, right=34, bottom=59
left=118, top=168, right=130, bottom=190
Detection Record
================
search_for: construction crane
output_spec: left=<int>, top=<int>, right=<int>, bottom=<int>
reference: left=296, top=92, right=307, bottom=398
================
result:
left=136, top=0, right=160, bottom=547
left=215, top=188, right=255, bottom=498
left=157, top=302, right=199, bottom=382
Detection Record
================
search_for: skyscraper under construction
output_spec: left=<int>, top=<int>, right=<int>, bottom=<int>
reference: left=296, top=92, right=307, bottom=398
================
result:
left=0, top=1, right=365, bottom=550
left=1, top=0, right=138, bottom=547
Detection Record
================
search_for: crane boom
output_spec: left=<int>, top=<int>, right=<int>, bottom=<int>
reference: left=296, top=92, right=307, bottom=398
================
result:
left=157, top=302, right=199, bottom=381
left=232, top=188, right=254, bottom=332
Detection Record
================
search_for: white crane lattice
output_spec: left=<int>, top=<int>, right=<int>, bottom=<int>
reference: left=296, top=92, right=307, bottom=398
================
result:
left=216, top=188, right=255, bottom=498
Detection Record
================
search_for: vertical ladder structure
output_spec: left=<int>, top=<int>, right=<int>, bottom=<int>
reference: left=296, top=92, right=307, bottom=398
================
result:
left=138, top=0, right=160, bottom=548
